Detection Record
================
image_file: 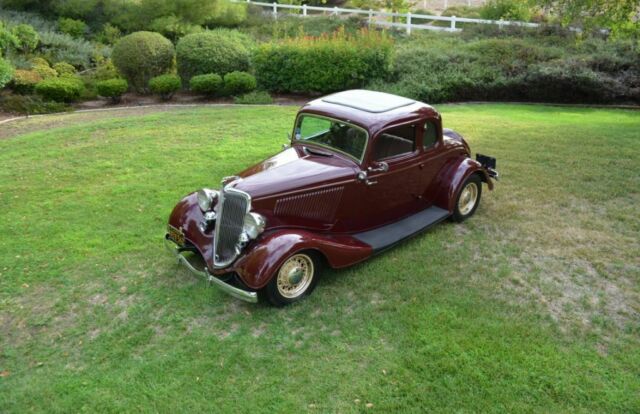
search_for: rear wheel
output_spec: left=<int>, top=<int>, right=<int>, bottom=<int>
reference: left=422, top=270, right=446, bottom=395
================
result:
left=264, top=252, right=320, bottom=306
left=452, top=174, right=482, bottom=222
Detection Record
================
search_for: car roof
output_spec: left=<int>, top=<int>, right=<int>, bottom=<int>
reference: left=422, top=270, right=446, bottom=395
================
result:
left=299, top=90, right=440, bottom=136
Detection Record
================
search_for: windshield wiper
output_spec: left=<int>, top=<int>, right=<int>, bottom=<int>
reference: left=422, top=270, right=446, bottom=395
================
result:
left=304, top=146, right=334, bottom=157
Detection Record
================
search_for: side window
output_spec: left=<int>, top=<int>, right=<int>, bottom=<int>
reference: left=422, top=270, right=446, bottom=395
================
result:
left=423, top=120, right=438, bottom=149
left=373, top=124, right=416, bottom=161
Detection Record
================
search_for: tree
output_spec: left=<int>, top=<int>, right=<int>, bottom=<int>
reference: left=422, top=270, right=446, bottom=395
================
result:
left=536, top=0, right=640, bottom=38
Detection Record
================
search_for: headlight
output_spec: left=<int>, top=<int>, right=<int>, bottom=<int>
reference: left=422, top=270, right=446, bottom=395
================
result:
left=197, top=188, right=218, bottom=212
left=243, top=212, right=266, bottom=239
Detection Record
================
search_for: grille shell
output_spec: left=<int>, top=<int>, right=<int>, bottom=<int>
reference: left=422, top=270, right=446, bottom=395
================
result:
left=213, top=188, right=251, bottom=268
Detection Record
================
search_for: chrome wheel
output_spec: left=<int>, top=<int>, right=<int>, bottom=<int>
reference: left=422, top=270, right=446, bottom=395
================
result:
left=458, top=182, right=479, bottom=216
left=276, top=254, right=315, bottom=299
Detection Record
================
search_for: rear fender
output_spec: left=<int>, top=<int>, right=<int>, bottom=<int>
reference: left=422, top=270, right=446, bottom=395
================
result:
left=433, top=157, right=493, bottom=213
left=232, top=230, right=372, bottom=290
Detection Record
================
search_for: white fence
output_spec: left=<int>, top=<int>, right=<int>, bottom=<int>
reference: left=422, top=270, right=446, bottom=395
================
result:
left=240, top=0, right=541, bottom=34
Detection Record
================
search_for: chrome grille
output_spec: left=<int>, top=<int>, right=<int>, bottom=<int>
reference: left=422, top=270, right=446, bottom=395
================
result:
left=213, top=188, right=250, bottom=267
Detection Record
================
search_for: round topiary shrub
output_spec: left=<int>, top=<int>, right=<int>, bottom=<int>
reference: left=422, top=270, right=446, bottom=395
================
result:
left=35, top=77, right=84, bottom=102
left=53, top=62, right=77, bottom=77
left=189, top=73, right=223, bottom=95
left=0, top=57, right=14, bottom=89
left=149, top=74, right=180, bottom=100
left=112, top=31, right=175, bottom=92
left=30, top=57, right=57, bottom=79
left=96, top=78, right=128, bottom=103
left=223, top=71, right=256, bottom=96
left=176, top=30, right=250, bottom=84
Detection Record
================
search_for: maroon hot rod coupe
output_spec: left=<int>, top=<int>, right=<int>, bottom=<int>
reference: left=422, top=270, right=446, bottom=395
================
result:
left=165, top=90, right=498, bottom=306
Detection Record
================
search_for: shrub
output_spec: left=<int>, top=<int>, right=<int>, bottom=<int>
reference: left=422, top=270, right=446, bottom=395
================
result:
left=35, top=76, right=84, bottom=102
left=96, top=23, right=121, bottom=45
left=52, top=62, right=77, bottom=76
left=38, top=30, right=95, bottom=69
left=234, top=90, right=273, bottom=105
left=112, top=31, right=175, bottom=92
left=58, top=17, right=88, bottom=38
left=0, top=57, right=14, bottom=89
left=206, top=1, right=248, bottom=27
left=30, top=57, right=58, bottom=79
left=223, top=71, right=256, bottom=96
left=149, top=74, right=180, bottom=100
left=10, top=69, right=42, bottom=94
left=253, top=28, right=393, bottom=94
left=11, top=24, right=39, bottom=53
left=96, top=78, right=128, bottom=103
left=189, top=73, right=223, bottom=95
left=149, top=16, right=203, bottom=42
left=480, top=0, right=532, bottom=21
left=0, top=22, right=20, bottom=54
left=176, top=30, right=251, bottom=84
left=0, top=94, right=69, bottom=115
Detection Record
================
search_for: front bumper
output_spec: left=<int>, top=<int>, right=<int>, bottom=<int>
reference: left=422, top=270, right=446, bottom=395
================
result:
left=164, top=238, right=258, bottom=303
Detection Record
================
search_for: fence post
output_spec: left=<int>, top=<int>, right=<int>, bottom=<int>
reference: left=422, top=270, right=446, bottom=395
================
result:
left=333, top=6, right=338, bottom=15
left=467, top=0, right=471, bottom=5
left=444, top=0, right=448, bottom=9
left=302, top=3, right=307, bottom=16
left=499, top=18, right=504, bottom=29
left=406, top=12, right=412, bottom=35
left=368, top=9, right=373, bottom=25
left=451, top=15, right=456, bottom=31
left=272, top=2, right=277, bottom=19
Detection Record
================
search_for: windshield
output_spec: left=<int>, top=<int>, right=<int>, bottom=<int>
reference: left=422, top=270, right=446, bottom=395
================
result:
left=294, top=114, right=368, bottom=162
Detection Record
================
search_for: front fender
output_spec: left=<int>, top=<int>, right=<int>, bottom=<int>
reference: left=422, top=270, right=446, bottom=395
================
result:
left=433, top=157, right=493, bottom=213
left=231, top=230, right=372, bottom=289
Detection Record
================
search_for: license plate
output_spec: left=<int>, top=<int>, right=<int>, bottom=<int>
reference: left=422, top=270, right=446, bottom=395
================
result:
left=167, top=225, right=185, bottom=246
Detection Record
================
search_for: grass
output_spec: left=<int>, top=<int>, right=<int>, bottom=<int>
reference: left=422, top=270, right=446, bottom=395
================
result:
left=0, top=104, right=638, bottom=412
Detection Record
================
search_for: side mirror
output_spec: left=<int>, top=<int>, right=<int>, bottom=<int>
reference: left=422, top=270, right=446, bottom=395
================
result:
left=368, top=161, right=389, bottom=173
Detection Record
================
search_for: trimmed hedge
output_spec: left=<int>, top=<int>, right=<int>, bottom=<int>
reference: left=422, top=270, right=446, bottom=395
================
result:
left=96, top=78, right=128, bottom=103
left=176, top=30, right=251, bottom=83
left=234, top=90, right=273, bottom=105
left=223, top=71, right=256, bottom=96
left=35, top=77, right=84, bottom=102
left=189, top=73, right=223, bottom=95
left=253, top=29, right=393, bottom=94
left=149, top=74, right=180, bottom=100
left=112, top=31, right=175, bottom=92
left=11, top=69, right=42, bottom=94
left=53, top=62, right=77, bottom=76
left=0, top=57, right=14, bottom=89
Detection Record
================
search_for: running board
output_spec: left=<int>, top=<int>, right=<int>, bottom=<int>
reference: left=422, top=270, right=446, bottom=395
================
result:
left=353, top=206, right=450, bottom=253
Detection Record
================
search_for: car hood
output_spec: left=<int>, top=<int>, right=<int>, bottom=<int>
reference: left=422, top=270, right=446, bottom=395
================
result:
left=233, top=146, right=358, bottom=200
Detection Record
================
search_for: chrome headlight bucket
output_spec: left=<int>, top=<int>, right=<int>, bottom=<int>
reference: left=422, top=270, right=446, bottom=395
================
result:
left=243, top=212, right=266, bottom=240
left=197, top=188, right=219, bottom=212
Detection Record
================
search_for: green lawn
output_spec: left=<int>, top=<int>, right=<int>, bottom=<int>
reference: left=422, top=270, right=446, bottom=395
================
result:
left=0, top=104, right=638, bottom=412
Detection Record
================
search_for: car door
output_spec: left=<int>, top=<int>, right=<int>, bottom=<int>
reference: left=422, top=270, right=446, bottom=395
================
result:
left=417, top=118, right=449, bottom=205
left=362, top=122, right=426, bottom=226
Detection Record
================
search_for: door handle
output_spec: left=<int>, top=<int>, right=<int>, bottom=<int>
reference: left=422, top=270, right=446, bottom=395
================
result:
left=366, top=180, right=378, bottom=186
left=419, top=163, right=425, bottom=169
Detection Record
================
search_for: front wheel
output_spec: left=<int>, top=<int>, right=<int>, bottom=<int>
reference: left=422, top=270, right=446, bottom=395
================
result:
left=264, top=252, right=320, bottom=306
left=452, top=174, right=482, bottom=222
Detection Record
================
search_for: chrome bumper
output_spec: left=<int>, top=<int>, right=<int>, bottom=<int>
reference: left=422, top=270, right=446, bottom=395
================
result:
left=164, top=238, right=258, bottom=303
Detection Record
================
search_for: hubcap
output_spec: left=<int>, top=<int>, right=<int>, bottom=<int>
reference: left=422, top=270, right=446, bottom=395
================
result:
left=458, top=182, right=478, bottom=216
left=277, top=254, right=314, bottom=299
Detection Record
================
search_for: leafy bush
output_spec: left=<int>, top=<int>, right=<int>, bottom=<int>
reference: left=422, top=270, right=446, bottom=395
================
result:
left=480, top=0, right=532, bottom=21
left=11, top=24, right=39, bottom=53
left=223, top=71, right=256, bottom=96
left=206, top=1, right=248, bottom=27
left=0, top=94, right=69, bottom=115
left=96, top=23, right=121, bottom=45
left=253, top=28, right=393, bottom=94
left=234, top=90, right=273, bottom=105
left=176, top=30, right=251, bottom=83
left=96, top=78, right=128, bottom=103
left=37, top=30, right=96, bottom=69
left=30, top=57, right=58, bottom=79
left=0, top=22, right=19, bottom=54
left=35, top=76, right=84, bottom=102
left=189, top=73, right=223, bottom=95
left=0, top=57, right=14, bottom=89
left=112, top=31, right=175, bottom=92
left=52, top=62, right=77, bottom=76
left=149, top=74, right=180, bottom=100
left=58, top=17, right=88, bottom=38
left=10, top=69, right=42, bottom=94
left=149, top=16, right=203, bottom=42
